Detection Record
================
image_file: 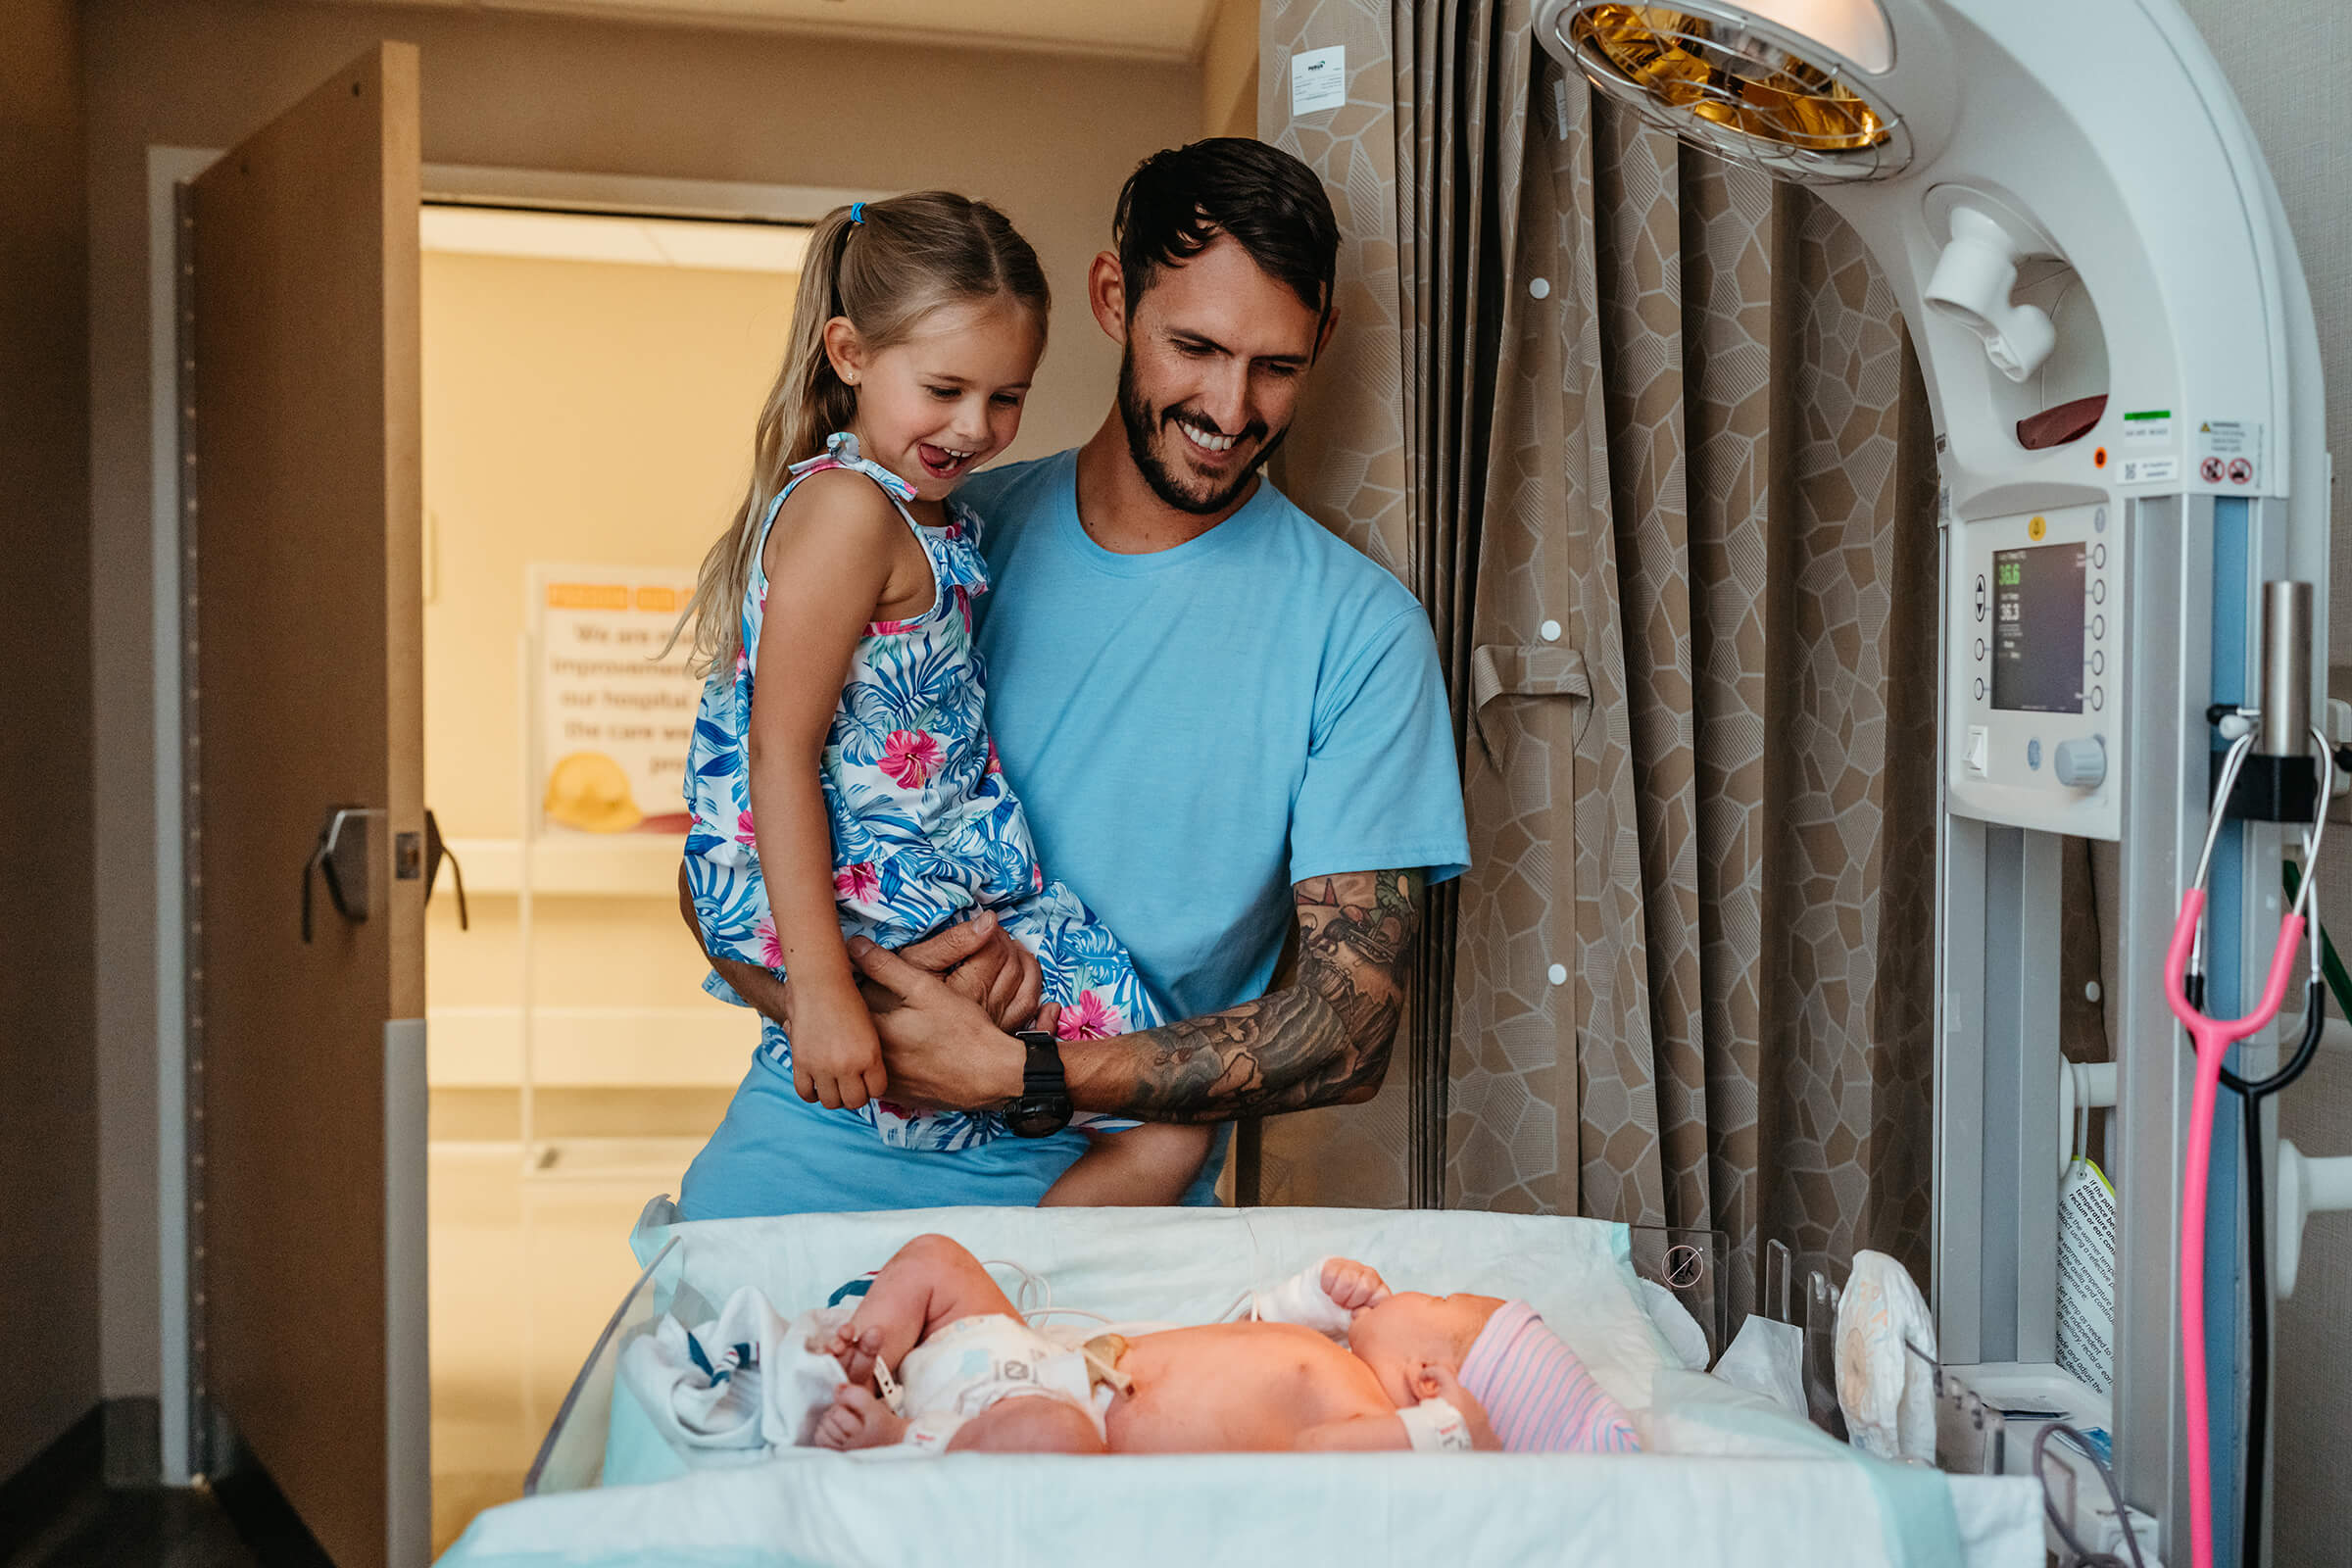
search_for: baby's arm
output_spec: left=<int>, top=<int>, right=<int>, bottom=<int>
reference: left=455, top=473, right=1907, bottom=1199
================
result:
left=1251, top=1257, right=1389, bottom=1335
left=747, top=470, right=925, bottom=1111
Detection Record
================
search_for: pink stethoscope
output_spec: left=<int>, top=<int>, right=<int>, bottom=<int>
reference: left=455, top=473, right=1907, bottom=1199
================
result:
left=2162, top=722, right=2329, bottom=1568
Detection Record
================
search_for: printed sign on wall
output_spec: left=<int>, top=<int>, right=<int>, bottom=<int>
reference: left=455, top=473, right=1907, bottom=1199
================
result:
left=531, top=565, right=702, bottom=835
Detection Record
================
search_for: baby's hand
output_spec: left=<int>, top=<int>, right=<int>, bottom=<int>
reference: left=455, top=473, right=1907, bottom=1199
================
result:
left=812, top=1385, right=906, bottom=1450
left=1418, top=1361, right=1502, bottom=1451
left=1320, top=1257, right=1392, bottom=1312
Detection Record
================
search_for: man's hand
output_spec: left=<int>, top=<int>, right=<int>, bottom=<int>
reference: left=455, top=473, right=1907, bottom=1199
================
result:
left=847, top=938, right=1026, bottom=1112
left=679, top=864, right=1039, bottom=1034
left=896, top=911, right=1043, bottom=1031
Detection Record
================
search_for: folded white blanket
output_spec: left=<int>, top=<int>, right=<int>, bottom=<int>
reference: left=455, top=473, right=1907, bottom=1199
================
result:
left=616, top=1286, right=854, bottom=1459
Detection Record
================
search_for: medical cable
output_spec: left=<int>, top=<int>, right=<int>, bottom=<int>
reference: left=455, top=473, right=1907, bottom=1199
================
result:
left=2228, top=858, right=2342, bottom=1568
left=2166, top=721, right=2330, bottom=1568
left=2033, top=1421, right=2147, bottom=1568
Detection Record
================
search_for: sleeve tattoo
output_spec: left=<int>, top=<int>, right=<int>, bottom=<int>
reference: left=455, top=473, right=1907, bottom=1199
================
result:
left=1105, top=868, right=1421, bottom=1123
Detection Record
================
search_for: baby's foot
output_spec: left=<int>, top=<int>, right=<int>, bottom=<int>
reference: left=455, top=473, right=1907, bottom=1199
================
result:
left=811, top=1385, right=906, bottom=1450
left=807, top=1322, right=886, bottom=1390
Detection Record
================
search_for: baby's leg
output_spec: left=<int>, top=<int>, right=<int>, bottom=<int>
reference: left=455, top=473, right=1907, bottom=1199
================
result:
left=1040, top=1123, right=1212, bottom=1207
left=820, top=1233, right=1024, bottom=1386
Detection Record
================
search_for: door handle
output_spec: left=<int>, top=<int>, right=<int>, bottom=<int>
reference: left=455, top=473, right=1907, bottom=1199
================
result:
left=423, top=808, right=468, bottom=931
left=301, top=806, right=380, bottom=942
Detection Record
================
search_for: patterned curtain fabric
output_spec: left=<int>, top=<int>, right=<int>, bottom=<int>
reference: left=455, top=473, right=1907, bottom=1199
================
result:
left=1260, top=0, right=1940, bottom=1318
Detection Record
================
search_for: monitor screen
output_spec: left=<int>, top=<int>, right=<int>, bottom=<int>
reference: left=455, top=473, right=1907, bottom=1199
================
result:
left=1991, top=543, right=2085, bottom=714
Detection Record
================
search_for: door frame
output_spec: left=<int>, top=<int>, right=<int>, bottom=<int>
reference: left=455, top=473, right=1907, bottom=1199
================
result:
left=147, top=150, right=879, bottom=1486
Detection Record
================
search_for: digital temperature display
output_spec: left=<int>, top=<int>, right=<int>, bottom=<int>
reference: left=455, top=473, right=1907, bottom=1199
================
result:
left=1991, top=544, right=2085, bottom=713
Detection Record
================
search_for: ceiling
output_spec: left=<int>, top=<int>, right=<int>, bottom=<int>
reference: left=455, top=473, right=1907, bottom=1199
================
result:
left=310, top=0, right=1224, bottom=62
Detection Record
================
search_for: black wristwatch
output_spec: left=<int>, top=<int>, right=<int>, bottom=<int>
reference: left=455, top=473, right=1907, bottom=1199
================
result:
left=1004, top=1029, right=1074, bottom=1138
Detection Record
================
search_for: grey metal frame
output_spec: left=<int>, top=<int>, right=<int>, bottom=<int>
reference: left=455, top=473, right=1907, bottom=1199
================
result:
left=1938, top=489, right=2295, bottom=1553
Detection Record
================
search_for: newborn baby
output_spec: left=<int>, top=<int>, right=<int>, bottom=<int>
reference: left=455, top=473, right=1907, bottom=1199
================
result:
left=806, top=1233, right=1640, bottom=1456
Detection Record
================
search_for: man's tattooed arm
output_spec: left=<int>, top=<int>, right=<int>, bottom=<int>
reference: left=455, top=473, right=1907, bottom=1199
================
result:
left=1063, top=869, right=1421, bottom=1124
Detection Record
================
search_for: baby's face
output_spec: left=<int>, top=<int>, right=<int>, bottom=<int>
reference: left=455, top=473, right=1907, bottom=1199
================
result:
left=1348, top=1292, right=1502, bottom=1408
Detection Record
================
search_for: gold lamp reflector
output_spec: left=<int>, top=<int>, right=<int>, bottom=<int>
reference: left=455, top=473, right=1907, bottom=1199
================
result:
left=1566, top=4, right=1896, bottom=167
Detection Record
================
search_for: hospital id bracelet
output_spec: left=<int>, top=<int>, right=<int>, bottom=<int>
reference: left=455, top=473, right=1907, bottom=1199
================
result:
left=1005, top=1029, right=1074, bottom=1138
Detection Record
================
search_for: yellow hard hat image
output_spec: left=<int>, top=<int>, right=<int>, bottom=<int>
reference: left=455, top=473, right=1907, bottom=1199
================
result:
left=543, top=751, right=644, bottom=833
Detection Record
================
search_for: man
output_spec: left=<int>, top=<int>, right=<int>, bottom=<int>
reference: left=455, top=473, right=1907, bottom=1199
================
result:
left=677, top=139, right=1467, bottom=1215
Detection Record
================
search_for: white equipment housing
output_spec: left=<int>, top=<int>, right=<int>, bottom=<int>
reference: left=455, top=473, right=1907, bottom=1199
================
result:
left=1532, top=1, right=2329, bottom=1560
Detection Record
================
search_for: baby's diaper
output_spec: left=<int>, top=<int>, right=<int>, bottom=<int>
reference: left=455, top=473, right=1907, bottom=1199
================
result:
left=896, top=1313, right=1102, bottom=1452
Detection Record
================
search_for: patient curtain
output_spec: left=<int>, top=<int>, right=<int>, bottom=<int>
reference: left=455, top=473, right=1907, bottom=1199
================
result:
left=1255, top=0, right=1940, bottom=1320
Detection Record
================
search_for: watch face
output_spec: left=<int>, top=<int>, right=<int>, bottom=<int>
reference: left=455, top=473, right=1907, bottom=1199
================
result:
left=1005, top=1094, right=1073, bottom=1139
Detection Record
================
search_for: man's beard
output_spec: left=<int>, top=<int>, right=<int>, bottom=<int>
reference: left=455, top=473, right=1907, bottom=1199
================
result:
left=1117, top=356, right=1286, bottom=517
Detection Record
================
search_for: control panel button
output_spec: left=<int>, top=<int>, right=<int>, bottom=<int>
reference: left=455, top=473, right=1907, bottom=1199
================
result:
left=2092, top=614, right=2106, bottom=640
left=1975, top=638, right=1986, bottom=662
left=2090, top=687, right=2104, bottom=711
left=1966, top=724, right=1990, bottom=776
left=2090, top=650, right=2105, bottom=677
left=2054, top=737, right=2107, bottom=790
left=2091, top=578, right=2107, bottom=605
left=2028, top=738, right=2042, bottom=771
left=2092, top=542, right=2107, bottom=568
left=1974, top=676, right=1987, bottom=701
left=1975, top=574, right=1987, bottom=622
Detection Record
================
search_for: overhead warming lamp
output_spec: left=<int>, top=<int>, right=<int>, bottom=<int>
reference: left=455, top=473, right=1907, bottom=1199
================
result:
left=1551, top=2, right=1907, bottom=180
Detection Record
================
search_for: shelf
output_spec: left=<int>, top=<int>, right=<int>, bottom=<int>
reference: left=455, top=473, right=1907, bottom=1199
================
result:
left=444, top=835, right=683, bottom=897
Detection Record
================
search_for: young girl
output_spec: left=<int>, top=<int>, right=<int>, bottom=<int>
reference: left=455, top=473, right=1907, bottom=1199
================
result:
left=675, top=192, right=1207, bottom=1205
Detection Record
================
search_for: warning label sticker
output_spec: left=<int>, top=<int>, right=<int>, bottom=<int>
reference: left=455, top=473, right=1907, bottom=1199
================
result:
left=2196, top=419, right=2264, bottom=488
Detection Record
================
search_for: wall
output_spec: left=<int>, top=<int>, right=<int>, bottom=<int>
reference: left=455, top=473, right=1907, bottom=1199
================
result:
left=2172, top=3, right=2352, bottom=1561
left=83, top=0, right=1197, bottom=1416
left=1200, top=0, right=1260, bottom=141
left=0, top=0, right=100, bottom=1484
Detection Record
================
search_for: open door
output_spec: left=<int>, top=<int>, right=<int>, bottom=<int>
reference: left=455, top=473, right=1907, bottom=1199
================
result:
left=190, top=44, right=426, bottom=1568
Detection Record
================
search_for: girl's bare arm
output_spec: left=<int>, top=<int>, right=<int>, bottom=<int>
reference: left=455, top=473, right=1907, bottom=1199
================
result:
left=747, top=468, right=926, bottom=1109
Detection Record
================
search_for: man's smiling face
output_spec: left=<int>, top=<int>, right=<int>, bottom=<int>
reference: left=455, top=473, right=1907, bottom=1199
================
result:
left=1115, top=232, right=1329, bottom=516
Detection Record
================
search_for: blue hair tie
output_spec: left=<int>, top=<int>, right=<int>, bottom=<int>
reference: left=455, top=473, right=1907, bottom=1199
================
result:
left=849, top=202, right=865, bottom=225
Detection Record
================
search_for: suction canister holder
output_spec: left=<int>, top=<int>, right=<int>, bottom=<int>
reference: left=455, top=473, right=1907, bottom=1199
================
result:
left=2212, top=581, right=2320, bottom=823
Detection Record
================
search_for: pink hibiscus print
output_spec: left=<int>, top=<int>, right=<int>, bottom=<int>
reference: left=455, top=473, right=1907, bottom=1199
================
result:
left=757, top=915, right=784, bottom=970
left=879, top=729, right=943, bottom=789
left=735, top=808, right=757, bottom=845
left=1056, top=991, right=1121, bottom=1041
left=834, top=862, right=880, bottom=903
left=985, top=737, right=1004, bottom=776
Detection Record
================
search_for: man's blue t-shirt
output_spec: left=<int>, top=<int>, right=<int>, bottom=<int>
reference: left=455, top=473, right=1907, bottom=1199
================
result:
left=961, top=449, right=1469, bottom=1022
left=677, top=448, right=1467, bottom=1219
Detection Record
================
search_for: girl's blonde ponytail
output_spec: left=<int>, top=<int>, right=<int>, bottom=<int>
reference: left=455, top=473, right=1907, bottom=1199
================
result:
left=672, top=193, right=1049, bottom=677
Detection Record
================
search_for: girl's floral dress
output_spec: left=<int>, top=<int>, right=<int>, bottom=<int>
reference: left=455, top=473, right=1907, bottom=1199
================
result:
left=682, top=433, right=1162, bottom=1151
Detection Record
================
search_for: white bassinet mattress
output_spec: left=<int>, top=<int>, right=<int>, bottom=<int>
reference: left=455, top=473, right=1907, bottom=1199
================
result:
left=435, top=1204, right=2041, bottom=1567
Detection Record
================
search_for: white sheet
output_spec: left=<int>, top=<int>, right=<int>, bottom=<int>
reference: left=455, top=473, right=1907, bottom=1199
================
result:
left=436, top=1204, right=2042, bottom=1567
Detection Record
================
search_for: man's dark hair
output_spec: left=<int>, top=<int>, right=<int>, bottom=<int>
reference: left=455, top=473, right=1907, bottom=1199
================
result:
left=1113, top=138, right=1340, bottom=317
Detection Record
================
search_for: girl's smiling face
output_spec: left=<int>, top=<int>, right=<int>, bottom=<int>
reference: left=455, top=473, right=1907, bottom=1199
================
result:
left=826, top=296, right=1046, bottom=502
